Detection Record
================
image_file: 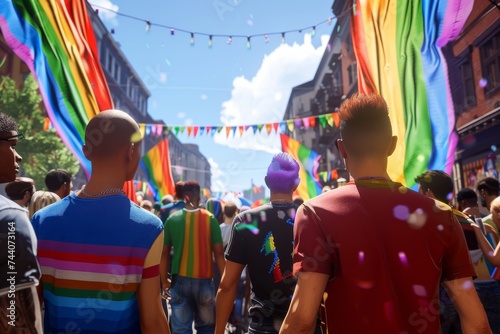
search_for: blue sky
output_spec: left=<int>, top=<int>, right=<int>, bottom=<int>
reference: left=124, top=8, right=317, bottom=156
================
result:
left=90, top=0, right=335, bottom=194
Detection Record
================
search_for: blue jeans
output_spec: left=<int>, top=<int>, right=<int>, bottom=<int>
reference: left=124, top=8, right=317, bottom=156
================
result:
left=169, top=275, right=215, bottom=334
left=440, top=281, right=500, bottom=333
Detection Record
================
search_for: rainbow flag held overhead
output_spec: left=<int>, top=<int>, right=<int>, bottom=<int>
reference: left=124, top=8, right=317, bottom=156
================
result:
left=351, top=0, right=473, bottom=187
left=0, top=0, right=113, bottom=176
left=140, top=138, right=176, bottom=202
left=0, top=0, right=140, bottom=202
left=280, top=134, right=322, bottom=201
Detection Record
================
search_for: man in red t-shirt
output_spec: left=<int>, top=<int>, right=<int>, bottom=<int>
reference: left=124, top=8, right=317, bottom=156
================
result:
left=280, top=94, right=491, bottom=334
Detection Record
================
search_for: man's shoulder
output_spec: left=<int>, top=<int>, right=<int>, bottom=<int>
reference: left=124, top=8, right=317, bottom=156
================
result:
left=0, top=194, right=28, bottom=216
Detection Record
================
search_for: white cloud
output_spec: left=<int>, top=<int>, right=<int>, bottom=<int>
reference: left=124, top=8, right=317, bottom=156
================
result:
left=208, top=158, right=228, bottom=192
left=214, top=34, right=330, bottom=153
left=90, top=0, right=119, bottom=26
left=177, top=112, right=186, bottom=119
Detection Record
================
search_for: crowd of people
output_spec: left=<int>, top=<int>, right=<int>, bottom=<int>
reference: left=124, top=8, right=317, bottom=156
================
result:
left=1, top=93, right=500, bottom=334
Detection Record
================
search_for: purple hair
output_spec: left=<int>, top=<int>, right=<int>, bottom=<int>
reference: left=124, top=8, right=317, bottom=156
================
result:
left=265, top=152, right=300, bottom=194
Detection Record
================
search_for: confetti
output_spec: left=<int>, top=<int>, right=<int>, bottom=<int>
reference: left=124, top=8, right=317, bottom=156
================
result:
left=393, top=205, right=410, bottom=221
left=398, top=252, right=409, bottom=266
left=407, top=208, right=427, bottom=229
left=358, top=251, right=365, bottom=264
left=412, top=285, right=427, bottom=297
left=478, top=78, right=488, bottom=88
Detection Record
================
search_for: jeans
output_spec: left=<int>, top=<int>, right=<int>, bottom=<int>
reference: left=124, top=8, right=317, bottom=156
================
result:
left=440, top=281, right=500, bottom=333
left=169, top=275, right=215, bottom=334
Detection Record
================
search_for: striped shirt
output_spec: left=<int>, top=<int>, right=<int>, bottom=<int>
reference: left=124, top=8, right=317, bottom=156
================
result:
left=31, top=193, right=163, bottom=334
left=164, top=208, right=222, bottom=278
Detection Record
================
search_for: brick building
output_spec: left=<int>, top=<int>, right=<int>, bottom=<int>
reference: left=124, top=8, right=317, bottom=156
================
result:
left=450, top=2, right=500, bottom=190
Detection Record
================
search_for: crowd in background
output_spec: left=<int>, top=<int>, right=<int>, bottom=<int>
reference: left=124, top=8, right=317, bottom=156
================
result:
left=1, top=94, right=500, bottom=334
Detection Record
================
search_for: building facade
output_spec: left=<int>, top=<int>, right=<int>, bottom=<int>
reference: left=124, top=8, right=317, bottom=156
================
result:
left=284, top=0, right=499, bottom=191
left=282, top=0, right=353, bottom=189
left=450, top=1, right=500, bottom=190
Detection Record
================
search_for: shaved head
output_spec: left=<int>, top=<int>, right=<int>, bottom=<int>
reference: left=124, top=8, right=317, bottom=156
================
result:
left=83, top=110, right=141, bottom=160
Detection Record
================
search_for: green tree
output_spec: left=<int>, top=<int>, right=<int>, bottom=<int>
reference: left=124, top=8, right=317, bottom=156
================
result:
left=0, top=75, right=80, bottom=189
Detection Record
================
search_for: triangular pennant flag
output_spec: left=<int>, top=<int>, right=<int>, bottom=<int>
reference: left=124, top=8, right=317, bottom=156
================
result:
left=145, top=124, right=151, bottom=136
left=318, top=115, right=327, bottom=128
left=226, top=126, right=231, bottom=138
left=238, top=126, right=244, bottom=136
left=309, top=117, right=316, bottom=128
left=139, top=124, right=146, bottom=137
left=294, top=119, right=302, bottom=128
left=211, top=127, right=217, bottom=136
left=166, top=126, right=172, bottom=132
left=279, top=121, right=287, bottom=134
left=179, top=126, right=186, bottom=134
left=286, top=120, right=295, bottom=132
left=193, top=126, right=199, bottom=138
left=231, top=126, right=237, bottom=137
left=217, top=126, right=223, bottom=133
left=325, top=114, right=334, bottom=127
left=332, top=112, right=340, bottom=127
left=272, top=122, right=279, bottom=133
left=265, top=123, right=272, bottom=134
left=199, top=126, right=205, bottom=136
left=252, top=125, right=259, bottom=134
left=174, top=126, right=180, bottom=135
left=302, top=118, right=310, bottom=130
left=244, top=125, right=250, bottom=132
left=257, top=124, right=264, bottom=131
left=205, top=126, right=211, bottom=133
left=187, top=126, right=193, bottom=137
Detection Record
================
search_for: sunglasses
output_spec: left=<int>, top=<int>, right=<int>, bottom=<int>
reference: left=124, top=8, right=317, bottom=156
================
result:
left=0, top=133, right=25, bottom=141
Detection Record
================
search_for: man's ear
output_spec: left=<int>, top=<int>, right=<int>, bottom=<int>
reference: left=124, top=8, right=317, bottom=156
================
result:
left=387, top=136, right=398, bottom=156
left=127, top=143, right=135, bottom=161
left=337, top=139, right=347, bottom=159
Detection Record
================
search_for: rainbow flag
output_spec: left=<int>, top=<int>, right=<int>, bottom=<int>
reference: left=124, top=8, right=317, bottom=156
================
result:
left=351, top=0, right=473, bottom=187
left=280, top=134, right=322, bottom=200
left=140, top=138, right=176, bottom=201
left=0, top=0, right=138, bottom=201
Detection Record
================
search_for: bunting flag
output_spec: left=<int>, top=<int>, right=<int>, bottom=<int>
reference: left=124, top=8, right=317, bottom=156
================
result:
left=140, top=138, right=176, bottom=202
left=0, top=0, right=138, bottom=201
left=351, top=0, right=473, bottom=187
left=133, top=111, right=341, bottom=140
left=280, top=134, right=322, bottom=201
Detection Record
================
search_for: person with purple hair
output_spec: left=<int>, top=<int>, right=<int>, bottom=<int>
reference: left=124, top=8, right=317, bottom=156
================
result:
left=215, top=152, right=321, bottom=334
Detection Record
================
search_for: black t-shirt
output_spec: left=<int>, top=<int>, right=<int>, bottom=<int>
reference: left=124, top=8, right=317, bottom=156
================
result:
left=226, top=202, right=298, bottom=331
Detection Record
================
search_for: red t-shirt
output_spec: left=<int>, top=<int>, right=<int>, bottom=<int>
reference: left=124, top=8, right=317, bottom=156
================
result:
left=293, top=179, right=475, bottom=334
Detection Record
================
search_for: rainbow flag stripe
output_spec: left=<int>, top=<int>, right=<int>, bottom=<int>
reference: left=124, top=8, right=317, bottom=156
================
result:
left=280, top=134, right=322, bottom=200
left=140, top=138, right=176, bottom=201
left=0, top=0, right=113, bottom=177
left=351, top=0, right=473, bottom=187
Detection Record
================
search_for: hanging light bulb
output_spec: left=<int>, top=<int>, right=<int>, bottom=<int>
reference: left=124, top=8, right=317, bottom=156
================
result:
left=264, top=34, right=269, bottom=43
left=328, top=17, right=333, bottom=25
left=247, top=36, right=251, bottom=49
left=190, top=33, right=195, bottom=45
left=208, top=35, right=213, bottom=47
left=281, top=32, right=286, bottom=44
left=227, top=36, right=233, bottom=45
left=145, top=20, right=151, bottom=32
left=170, top=28, right=175, bottom=36
left=311, top=26, right=316, bottom=37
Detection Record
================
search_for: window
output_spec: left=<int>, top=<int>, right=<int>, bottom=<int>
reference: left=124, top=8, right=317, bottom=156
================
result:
left=480, top=31, right=500, bottom=97
left=458, top=58, right=476, bottom=110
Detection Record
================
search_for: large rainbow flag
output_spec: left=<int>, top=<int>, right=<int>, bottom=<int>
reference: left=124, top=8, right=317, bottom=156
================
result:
left=0, top=0, right=137, bottom=201
left=140, top=138, right=176, bottom=202
left=351, top=0, right=473, bottom=187
left=280, top=134, right=322, bottom=200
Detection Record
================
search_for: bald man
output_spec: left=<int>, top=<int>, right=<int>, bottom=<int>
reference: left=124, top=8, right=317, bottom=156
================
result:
left=31, top=110, right=170, bottom=334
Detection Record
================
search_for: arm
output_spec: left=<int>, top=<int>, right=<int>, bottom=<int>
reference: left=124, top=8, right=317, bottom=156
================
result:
left=280, top=272, right=328, bottom=334
left=472, top=223, right=500, bottom=266
left=137, top=233, right=170, bottom=334
left=213, top=242, right=225, bottom=279
left=215, top=260, right=244, bottom=334
left=484, top=224, right=499, bottom=244
left=160, top=245, right=172, bottom=292
left=443, top=277, right=491, bottom=334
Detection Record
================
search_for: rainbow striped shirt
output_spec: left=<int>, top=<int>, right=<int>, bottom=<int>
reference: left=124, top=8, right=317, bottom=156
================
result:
left=164, top=208, right=222, bottom=278
left=31, top=194, right=163, bottom=333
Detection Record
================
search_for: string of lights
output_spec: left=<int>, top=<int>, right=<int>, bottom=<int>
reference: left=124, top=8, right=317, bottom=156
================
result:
left=89, top=2, right=354, bottom=48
